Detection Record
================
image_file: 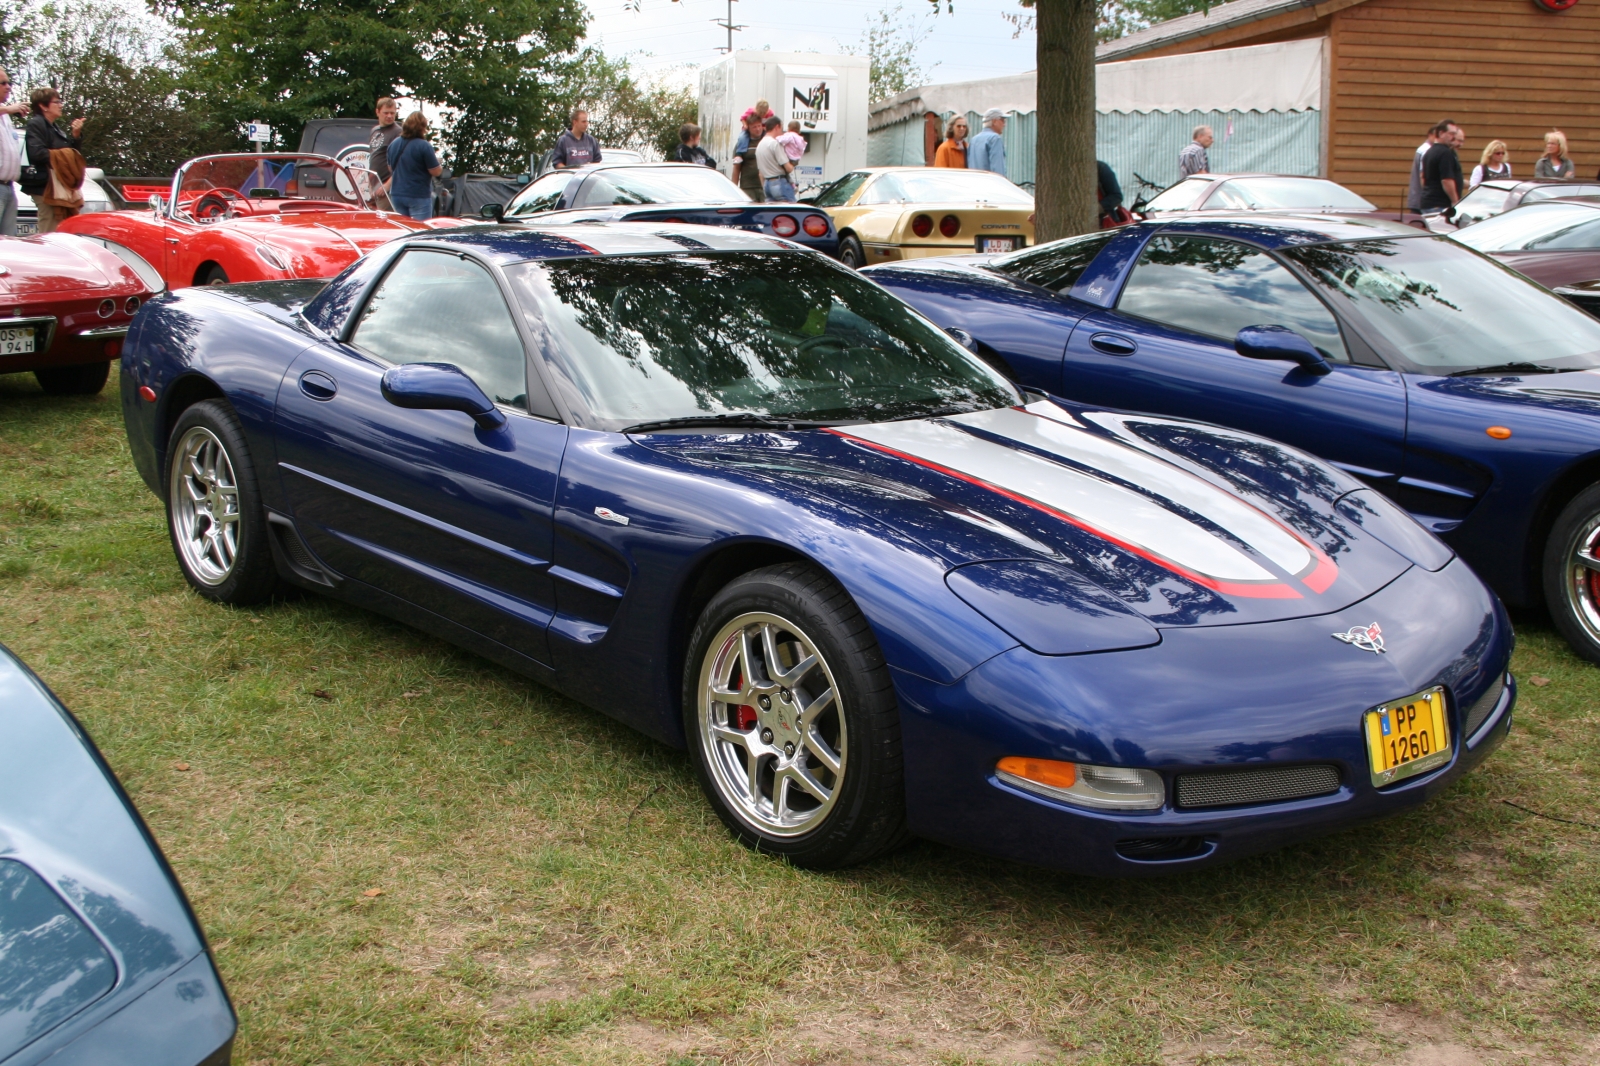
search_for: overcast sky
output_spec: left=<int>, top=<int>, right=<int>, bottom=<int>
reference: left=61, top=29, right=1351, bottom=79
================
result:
left=582, top=0, right=1037, bottom=88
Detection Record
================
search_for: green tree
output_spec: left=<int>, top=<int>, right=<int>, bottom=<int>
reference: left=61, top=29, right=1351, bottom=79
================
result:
left=847, top=3, right=937, bottom=105
left=158, top=0, right=591, bottom=174
left=563, top=53, right=699, bottom=160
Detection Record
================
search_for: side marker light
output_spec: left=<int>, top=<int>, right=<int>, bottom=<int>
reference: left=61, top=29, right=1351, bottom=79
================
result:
left=138, top=385, right=157, bottom=402
left=1486, top=426, right=1511, bottom=439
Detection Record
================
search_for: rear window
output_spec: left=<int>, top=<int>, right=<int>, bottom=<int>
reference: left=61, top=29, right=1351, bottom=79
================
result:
left=989, top=231, right=1115, bottom=292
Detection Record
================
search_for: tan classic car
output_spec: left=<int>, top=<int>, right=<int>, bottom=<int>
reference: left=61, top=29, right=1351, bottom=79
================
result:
left=807, top=167, right=1035, bottom=268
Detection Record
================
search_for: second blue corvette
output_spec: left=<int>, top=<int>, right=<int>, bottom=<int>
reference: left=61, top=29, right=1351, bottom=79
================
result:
left=118, top=223, right=1512, bottom=875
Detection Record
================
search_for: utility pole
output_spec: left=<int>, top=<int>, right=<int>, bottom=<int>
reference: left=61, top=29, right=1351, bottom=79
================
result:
left=712, top=0, right=744, bottom=53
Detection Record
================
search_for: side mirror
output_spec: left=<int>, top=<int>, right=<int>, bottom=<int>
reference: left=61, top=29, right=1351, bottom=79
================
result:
left=380, top=363, right=507, bottom=430
left=945, top=326, right=979, bottom=352
left=1234, top=325, right=1331, bottom=375
left=480, top=202, right=505, bottom=222
left=148, top=194, right=166, bottom=216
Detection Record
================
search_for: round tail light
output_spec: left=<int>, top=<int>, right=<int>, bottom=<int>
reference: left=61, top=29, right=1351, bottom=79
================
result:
left=771, top=214, right=799, bottom=237
left=802, top=214, right=829, bottom=237
left=911, top=214, right=934, bottom=238
left=124, top=296, right=140, bottom=315
left=97, top=299, right=116, bottom=318
left=939, top=214, right=961, bottom=238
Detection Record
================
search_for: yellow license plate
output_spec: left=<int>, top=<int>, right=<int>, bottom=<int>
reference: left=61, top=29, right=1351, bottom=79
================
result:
left=0, top=326, right=35, bottom=355
left=1364, top=687, right=1450, bottom=786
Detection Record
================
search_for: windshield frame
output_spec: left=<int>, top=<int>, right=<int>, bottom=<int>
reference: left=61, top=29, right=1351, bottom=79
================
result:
left=166, top=153, right=371, bottom=221
left=505, top=250, right=1022, bottom=433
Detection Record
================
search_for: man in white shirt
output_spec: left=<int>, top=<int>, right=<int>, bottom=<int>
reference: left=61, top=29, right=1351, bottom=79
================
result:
left=0, top=68, right=29, bottom=236
left=755, top=115, right=795, bottom=202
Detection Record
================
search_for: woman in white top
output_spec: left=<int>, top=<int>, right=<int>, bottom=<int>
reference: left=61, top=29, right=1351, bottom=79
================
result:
left=1534, top=131, right=1576, bottom=181
left=1470, top=140, right=1512, bottom=187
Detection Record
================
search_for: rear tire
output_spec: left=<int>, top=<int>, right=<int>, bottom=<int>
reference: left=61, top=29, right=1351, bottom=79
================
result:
left=165, top=399, right=281, bottom=605
left=839, top=235, right=866, bottom=270
left=199, top=264, right=229, bottom=286
left=34, top=361, right=110, bottom=395
left=683, top=562, right=909, bottom=869
left=1543, top=482, right=1600, bottom=666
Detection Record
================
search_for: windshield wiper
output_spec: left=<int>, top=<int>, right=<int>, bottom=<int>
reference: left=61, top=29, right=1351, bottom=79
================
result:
left=621, top=412, right=838, bottom=434
left=1447, top=362, right=1564, bottom=377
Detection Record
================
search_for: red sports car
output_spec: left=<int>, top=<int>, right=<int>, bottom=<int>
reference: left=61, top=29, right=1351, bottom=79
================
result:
left=0, top=232, right=156, bottom=394
left=59, top=153, right=464, bottom=289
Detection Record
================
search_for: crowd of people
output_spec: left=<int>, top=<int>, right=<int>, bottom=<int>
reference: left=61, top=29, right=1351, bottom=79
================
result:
left=1406, top=119, right=1589, bottom=217
left=930, top=108, right=1010, bottom=178
left=0, top=67, right=88, bottom=236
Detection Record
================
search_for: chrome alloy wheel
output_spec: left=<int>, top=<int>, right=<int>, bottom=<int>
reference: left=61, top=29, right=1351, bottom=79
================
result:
left=698, top=612, right=847, bottom=837
left=1566, top=514, right=1600, bottom=644
left=169, top=426, right=241, bottom=586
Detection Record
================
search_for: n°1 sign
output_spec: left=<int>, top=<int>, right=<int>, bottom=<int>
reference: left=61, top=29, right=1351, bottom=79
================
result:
left=784, top=77, right=837, bottom=133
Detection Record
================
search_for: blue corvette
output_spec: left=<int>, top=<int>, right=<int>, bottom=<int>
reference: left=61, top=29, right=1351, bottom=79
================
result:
left=864, top=215, right=1600, bottom=666
left=119, top=223, right=1512, bottom=875
left=0, top=644, right=235, bottom=1065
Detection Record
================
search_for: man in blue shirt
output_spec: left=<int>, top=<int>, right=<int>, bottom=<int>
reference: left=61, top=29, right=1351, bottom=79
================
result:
left=967, top=109, right=1007, bottom=178
left=387, top=112, right=443, bottom=220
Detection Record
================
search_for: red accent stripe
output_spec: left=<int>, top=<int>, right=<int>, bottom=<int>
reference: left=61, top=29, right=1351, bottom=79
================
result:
left=828, top=428, right=1302, bottom=599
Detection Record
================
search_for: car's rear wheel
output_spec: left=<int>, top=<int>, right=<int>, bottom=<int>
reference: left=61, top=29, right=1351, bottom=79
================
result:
left=1544, top=483, right=1600, bottom=666
left=34, top=361, right=110, bottom=395
left=683, top=562, right=909, bottom=869
left=166, top=399, right=280, bottom=605
left=839, top=235, right=866, bottom=270
left=199, top=264, right=229, bottom=286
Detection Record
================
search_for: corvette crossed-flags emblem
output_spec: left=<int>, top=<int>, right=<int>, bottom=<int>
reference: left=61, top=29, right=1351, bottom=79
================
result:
left=1332, top=622, right=1386, bottom=654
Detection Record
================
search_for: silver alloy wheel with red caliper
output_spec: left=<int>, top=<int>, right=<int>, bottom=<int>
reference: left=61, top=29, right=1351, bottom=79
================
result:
left=169, top=425, right=242, bottom=585
left=697, top=611, right=847, bottom=836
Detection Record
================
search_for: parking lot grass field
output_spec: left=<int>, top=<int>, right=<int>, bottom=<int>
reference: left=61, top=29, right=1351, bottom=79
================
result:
left=2, top=368, right=1598, bottom=1065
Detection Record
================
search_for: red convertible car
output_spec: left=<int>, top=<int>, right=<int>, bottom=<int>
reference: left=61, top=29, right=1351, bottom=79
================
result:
left=59, top=153, right=463, bottom=289
left=1, top=232, right=156, bottom=394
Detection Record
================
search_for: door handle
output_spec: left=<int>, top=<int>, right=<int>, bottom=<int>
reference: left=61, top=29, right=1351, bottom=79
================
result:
left=165, top=237, right=180, bottom=244
left=298, top=370, right=337, bottom=400
left=1089, top=333, right=1137, bottom=356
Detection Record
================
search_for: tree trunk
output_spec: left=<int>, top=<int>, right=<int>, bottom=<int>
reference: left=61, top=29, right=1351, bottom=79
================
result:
left=1035, top=0, right=1098, bottom=242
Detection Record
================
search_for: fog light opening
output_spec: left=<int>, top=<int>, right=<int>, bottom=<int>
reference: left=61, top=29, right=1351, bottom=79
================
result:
left=997, top=757, right=1164, bottom=810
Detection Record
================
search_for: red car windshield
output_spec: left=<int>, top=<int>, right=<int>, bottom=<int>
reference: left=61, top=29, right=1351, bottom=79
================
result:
left=172, top=155, right=383, bottom=220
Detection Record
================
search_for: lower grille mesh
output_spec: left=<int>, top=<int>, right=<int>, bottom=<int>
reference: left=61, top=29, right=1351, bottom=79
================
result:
left=1176, top=764, right=1341, bottom=810
left=1463, top=674, right=1507, bottom=740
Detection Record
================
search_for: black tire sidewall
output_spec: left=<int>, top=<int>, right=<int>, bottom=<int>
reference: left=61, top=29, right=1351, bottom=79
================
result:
left=682, top=562, right=907, bottom=869
left=34, top=361, right=111, bottom=395
left=1543, top=483, right=1600, bottom=666
left=165, top=398, right=279, bottom=605
left=840, top=236, right=865, bottom=270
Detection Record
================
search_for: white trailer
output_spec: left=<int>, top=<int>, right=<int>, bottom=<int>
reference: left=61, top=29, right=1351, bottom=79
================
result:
left=698, top=51, right=869, bottom=190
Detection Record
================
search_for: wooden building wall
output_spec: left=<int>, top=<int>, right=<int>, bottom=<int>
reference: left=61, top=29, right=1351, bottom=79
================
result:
left=1125, top=0, right=1600, bottom=211
left=1328, top=0, right=1600, bottom=210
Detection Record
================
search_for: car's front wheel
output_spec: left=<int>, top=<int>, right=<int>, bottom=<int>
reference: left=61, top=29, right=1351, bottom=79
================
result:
left=1544, top=483, right=1600, bottom=666
left=839, top=235, right=866, bottom=270
left=34, top=361, right=110, bottom=395
left=683, top=563, right=908, bottom=869
left=166, top=399, right=280, bottom=605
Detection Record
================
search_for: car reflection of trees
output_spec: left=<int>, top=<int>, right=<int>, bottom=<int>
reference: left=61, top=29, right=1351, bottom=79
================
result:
left=1286, top=241, right=1459, bottom=316
left=542, top=254, right=1010, bottom=420
left=1139, top=235, right=1254, bottom=275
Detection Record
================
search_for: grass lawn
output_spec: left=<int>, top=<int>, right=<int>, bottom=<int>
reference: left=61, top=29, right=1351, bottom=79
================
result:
left=2, top=366, right=1597, bottom=1066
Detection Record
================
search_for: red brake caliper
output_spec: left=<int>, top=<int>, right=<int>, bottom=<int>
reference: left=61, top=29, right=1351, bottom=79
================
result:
left=734, top=705, right=758, bottom=730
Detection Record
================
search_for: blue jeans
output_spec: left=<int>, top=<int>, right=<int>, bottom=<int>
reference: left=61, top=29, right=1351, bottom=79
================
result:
left=392, top=195, right=433, bottom=221
left=763, top=177, right=796, bottom=203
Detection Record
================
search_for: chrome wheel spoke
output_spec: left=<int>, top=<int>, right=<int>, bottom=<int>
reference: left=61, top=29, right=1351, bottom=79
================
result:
left=1576, top=547, right=1600, bottom=574
left=802, top=729, right=842, bottom=776
left=790, top=763, right=831, bottom=803
left=773, top=650, right=818, bottom=690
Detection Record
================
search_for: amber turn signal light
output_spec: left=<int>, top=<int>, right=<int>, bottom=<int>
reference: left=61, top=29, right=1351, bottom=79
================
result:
left=802, top=214, right=829, bottom=237
left=1486, top=426, right=1511, bottom=439
left=996, top=756, right=1076, bottom=789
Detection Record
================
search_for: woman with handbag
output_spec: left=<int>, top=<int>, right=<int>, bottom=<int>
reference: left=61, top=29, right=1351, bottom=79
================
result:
left=22, top=87, right=83, bottom=233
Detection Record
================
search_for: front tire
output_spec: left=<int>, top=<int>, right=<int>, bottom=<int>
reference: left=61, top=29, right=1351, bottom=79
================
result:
left=683, top=562, right=909, bottom=869
left=165, top=399, right=280, bottom=605
left=1543, top=483, right=1600, bottom=666
left=34, top=361, right=110, bottom=395
left=839, top=235, right=866, bottom=270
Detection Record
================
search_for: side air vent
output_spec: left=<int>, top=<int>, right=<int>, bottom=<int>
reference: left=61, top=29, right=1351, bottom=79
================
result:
left=1115, top=837, right=1211, bottom=862
left=267, top=514, right=335, bottom=587
left=1463, top=674, right=1508, bottom=742
left=1176, top=764, right=1341, bottom=810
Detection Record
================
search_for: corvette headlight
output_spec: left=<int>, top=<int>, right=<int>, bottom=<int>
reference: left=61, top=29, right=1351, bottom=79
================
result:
left=255, top=244, right=290, bottom=271
left=996, top=757, right=1165, bottom=811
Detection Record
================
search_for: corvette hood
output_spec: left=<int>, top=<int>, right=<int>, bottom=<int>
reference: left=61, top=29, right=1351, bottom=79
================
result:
left=1416, top=366, right=1600, bottom=415
left=648, top=401, right=1427, bottom=629
left=219, top=212, right=427, bottom=275
left=0, top=233, right=121, bottom=296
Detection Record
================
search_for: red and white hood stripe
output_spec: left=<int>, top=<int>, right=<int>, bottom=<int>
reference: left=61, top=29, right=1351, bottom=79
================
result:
left=831, top=402, right=1336, bottom=599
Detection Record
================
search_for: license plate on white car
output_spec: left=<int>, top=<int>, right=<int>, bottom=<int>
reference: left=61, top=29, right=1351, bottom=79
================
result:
left=0, top=326, right=36, bottom=355
left=977, top=236, right=1018, bottom=253
left=15, top=221, right=36, bottom=236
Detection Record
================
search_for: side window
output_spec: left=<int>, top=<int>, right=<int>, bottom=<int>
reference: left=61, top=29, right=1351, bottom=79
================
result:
left=574, top=174, right=628, bottom=208
left=991, top=230, right=1114, bottom=292
left=858, top=175, right=906, bottom=205
left=1117, top=236, right=1349, bottom=363
left=813, top=171, right=870, bottom=207
left=351, top=250, right=529, bottom=407
left=507, top=172, right=572, bottom=216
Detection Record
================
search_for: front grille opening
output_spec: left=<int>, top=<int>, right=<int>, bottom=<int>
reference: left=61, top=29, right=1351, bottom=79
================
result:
left=1176, top=764, right=1341, bottom=810
left=1116, top=836, right=1210, bottom=862
left=1463, top=674, right=1507, bottom=741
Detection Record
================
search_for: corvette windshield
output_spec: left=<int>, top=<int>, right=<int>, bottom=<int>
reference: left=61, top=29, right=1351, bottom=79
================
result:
left=1285, top=236, right=1600, bottom=373
left=513, top=252, right=1018, bottom=430
left=173, top=155, right=373, bottom=215
left=573, top=166, right=749, bottom=208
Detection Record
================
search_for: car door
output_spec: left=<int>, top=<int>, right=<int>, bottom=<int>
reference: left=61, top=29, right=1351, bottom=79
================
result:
left=273, top=247, right=569, bottom=666
left=1061, top=233, right=1408, bottom=486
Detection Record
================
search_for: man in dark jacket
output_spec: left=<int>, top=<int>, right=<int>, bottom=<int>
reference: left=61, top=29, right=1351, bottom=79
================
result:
left=672, top=123, right=714, bottom=167
left=1420, top=122, right=1464, bottom=215
left=368, top=97, right=400, bottom=188
left=1096, top=160, right=1123, bottom=222
left=23, top=87, right=82, bottom=233
left=550, top=109, right=601, bottom=169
